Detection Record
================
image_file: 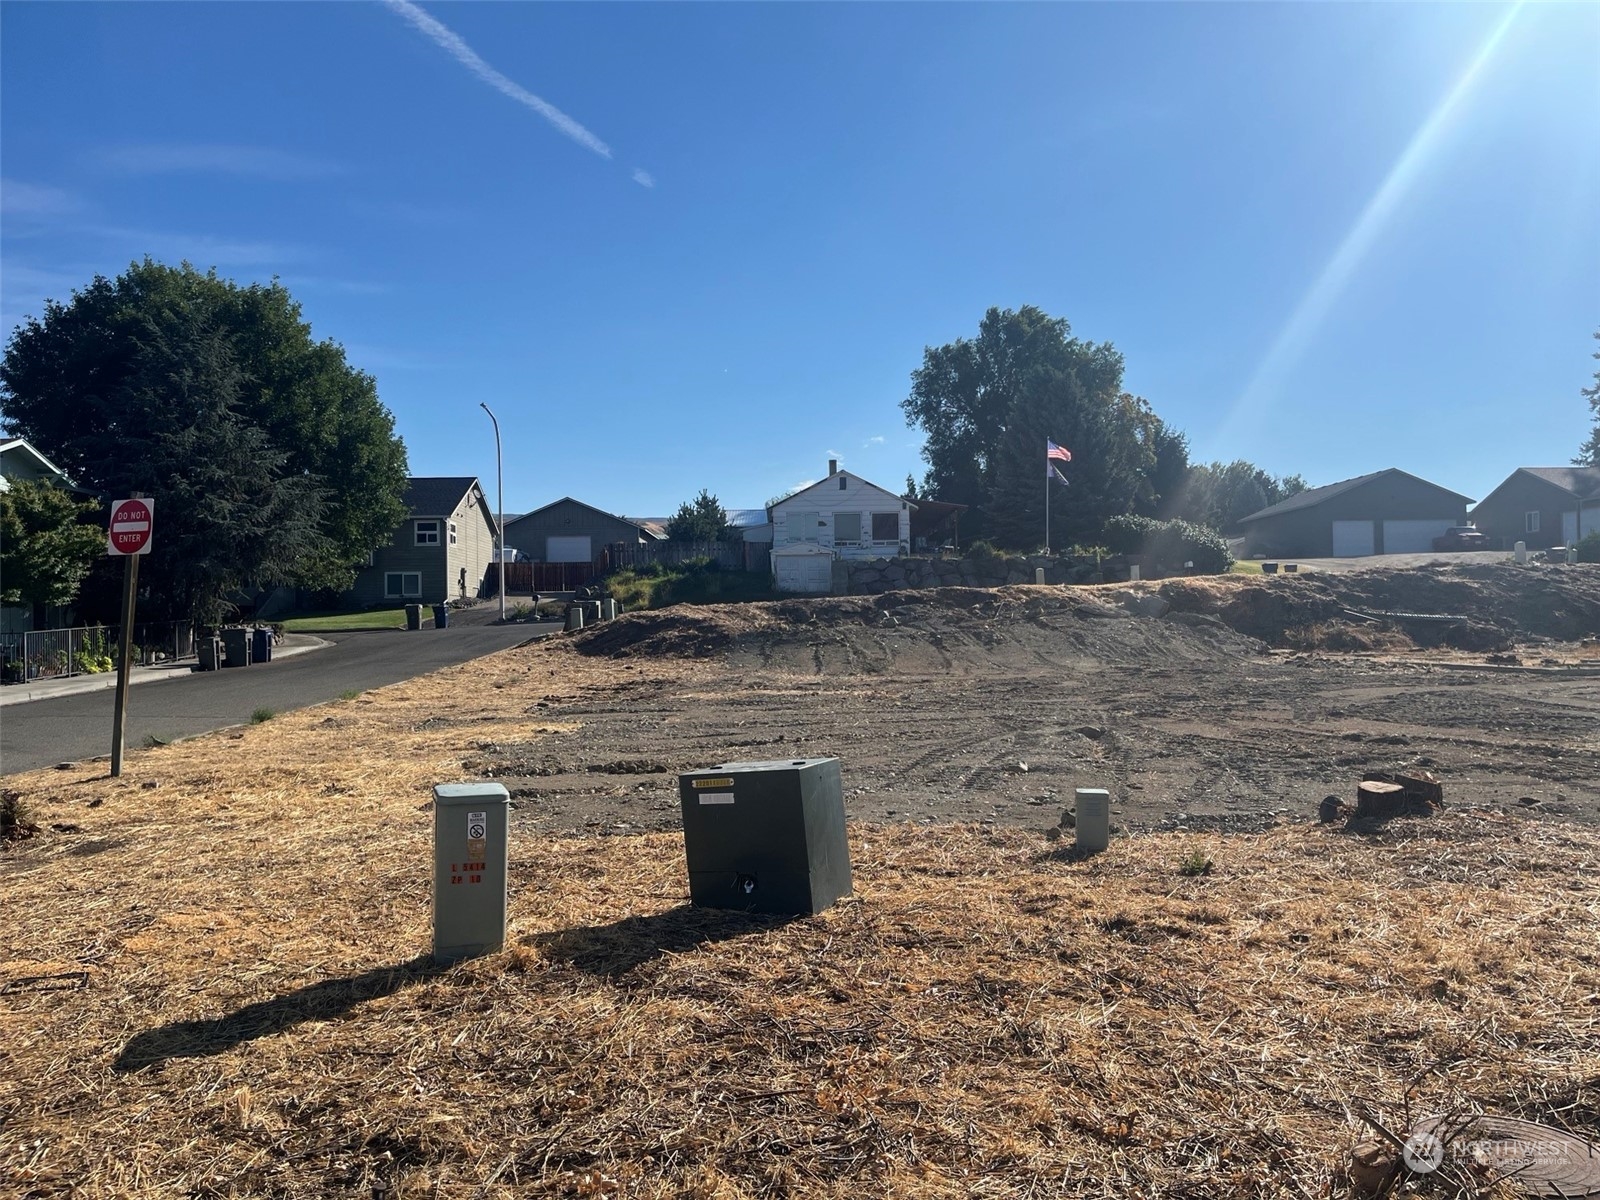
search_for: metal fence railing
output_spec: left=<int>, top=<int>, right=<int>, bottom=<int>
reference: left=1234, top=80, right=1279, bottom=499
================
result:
left=0, top=621, right=196, bottom=685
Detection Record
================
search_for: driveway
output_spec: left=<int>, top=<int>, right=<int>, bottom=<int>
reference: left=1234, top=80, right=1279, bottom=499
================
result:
left=0, top=623, right=561, bottom=776
left=1254, top=549, right=1517, bottom=574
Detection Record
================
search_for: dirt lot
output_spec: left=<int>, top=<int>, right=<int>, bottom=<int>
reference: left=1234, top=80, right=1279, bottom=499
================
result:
left=449, top=563, right=1600, bottom=840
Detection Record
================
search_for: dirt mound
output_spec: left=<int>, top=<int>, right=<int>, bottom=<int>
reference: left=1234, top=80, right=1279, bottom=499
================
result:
left=1161, top=562, right=1600, bottom=648
left=571, top=586, right=1265, bottom=673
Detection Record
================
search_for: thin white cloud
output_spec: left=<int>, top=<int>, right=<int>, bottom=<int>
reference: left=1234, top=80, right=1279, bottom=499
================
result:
left=384, top=0, right=612, bottom=160
left=1, top=180, right=85, bottom=217
left=863, top=435, right=886, bottom=448
left=96, top=144, right=343, bottom=180
left=631, top=168, right=655, bottom=189
left=85, top=225, right=304, bottom=266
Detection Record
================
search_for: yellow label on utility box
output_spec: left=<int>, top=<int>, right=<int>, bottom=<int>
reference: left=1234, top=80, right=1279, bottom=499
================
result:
left=692, top=777, right=735, bottom=789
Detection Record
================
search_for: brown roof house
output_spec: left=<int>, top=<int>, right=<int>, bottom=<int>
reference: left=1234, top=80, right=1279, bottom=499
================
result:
left=345, top=477, right=498, bottom=607
left=1470, top=467, right=1600, bottom=550
left=1237, top=468, right=1472, bottom=558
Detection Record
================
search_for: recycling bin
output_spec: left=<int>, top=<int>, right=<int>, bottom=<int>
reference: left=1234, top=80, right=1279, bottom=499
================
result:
left=251, top=627, right=273, bottom=663
left=433, top=604, right=449, bottom=629
left=221, top=626, right=252, bottom=668
left=432, top=782, right=510, bottom=962
left=405, top=603, right=422, bottom=631
left=677, top=757, right=852, bottom=916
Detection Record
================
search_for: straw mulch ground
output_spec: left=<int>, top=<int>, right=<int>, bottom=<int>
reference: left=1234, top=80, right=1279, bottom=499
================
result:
left=3, top=641, right=1598, bottom=1198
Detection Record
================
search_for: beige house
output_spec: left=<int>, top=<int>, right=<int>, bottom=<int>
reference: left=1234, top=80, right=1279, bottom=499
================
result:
left=345, top=477, right=497, bottom=608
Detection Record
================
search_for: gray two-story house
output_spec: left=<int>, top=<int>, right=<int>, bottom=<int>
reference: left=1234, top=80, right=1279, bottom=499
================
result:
left=345, top=477, right=498, bottom=608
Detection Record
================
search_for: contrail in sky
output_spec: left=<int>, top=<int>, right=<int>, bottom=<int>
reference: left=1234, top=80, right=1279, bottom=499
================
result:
left=383, top=0, right=613, bottom=160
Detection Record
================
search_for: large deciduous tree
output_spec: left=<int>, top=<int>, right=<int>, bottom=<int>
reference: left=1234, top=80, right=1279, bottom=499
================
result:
left=902, top=306, right=1167, bottom=548
left=0, top=479, right=105, bottom=626
left=1576, top=328, right=1600, bottom=467
left=0, top=260, right=409, bottom=623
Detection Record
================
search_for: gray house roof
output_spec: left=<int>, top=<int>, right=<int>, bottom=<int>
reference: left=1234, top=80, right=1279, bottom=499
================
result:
left=1238, top=469, right=1472, bottom=524
left=512, top=496, right=661, bottom=540
left=1518, top=466, right=1600, bottom=500
left=403, top=477, right=483, bottom=518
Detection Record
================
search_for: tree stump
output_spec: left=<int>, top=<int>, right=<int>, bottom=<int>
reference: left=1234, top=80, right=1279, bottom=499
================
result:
left=1355, top=780, right=1408, bottom=820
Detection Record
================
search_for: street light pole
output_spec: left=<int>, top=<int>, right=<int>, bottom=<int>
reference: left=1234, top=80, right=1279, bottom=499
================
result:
left=480, top=402, right=506, bottom=622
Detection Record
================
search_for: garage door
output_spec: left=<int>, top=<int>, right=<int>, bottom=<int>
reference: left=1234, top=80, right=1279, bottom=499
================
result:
left=1331, top=520, right=1375, bottom=557
left=546, top=535, right=592, bottom=563
left=774, top=554, right=832, bottom=593
left=1382, top=520, right=1453, bottom=554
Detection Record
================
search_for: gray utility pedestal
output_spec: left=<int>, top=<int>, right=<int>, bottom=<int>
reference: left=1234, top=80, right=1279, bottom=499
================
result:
left=677, top=757, right=852, bottom=916
left=432, top=782, right=510, bottom=962
left=221, top=627, right=252, bottom=668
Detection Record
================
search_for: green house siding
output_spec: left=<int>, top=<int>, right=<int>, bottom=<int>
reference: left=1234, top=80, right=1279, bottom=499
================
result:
left=345, top=479, right=498, bottom=608
left=1471, top=473, right=1587, bottom=550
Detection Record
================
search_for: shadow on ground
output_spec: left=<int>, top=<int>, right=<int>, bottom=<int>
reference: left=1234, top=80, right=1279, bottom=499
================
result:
left=528, top=903, right=799, bottom=978
left=113, top=954, right=444, bottom=1072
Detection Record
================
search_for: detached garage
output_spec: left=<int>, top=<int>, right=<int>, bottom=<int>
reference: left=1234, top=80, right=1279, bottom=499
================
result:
left=1239, top=469, right=1472, bottom=559
left=503, top=497, right=658, bottom=564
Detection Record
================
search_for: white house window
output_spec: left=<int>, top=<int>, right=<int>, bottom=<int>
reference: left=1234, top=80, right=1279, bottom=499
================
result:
left=789, top=511, right=821, bottom=542
left=449, top=521, right=458, bottom=545
left=1525, top=511, right=1540, bottom=534
left=870, top=512, right=899, bottom=542
left=834, top=512, right=862, bottom=544
left=385, top=572, right=422, bottom=598
left=415, top=520, right=441, bottom=546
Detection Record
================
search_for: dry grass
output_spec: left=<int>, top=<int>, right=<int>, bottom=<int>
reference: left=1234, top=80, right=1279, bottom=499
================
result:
left=3, top=638, right=1599, bottom=1198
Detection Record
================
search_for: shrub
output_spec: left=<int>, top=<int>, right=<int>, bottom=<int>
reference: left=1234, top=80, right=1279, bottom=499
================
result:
left=1577, top=532, right=1600, bottom=564
left=964, top=540, right=1004, bottom=562
left=1101, top=516, right=1232, bottom=574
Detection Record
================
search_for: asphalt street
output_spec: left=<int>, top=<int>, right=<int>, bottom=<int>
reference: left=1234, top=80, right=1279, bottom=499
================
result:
left=0, top=624, right=558, bottom=776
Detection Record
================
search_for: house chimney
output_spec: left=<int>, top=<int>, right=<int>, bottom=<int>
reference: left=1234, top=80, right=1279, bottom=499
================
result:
left=828, top=459, right=838, bottom=476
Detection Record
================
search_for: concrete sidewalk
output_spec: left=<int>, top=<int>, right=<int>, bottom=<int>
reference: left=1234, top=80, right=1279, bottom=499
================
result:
left=0, top=633, right=331, bottom=707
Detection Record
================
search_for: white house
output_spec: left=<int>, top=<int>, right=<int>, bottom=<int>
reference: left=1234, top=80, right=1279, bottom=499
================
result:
left=768, top=461, right=915, bottom=592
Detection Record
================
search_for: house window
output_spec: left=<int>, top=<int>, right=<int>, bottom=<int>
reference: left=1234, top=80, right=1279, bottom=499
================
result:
left=449, top=522, right=458, bottom=546
left=415, top=520, right=440, bottom=546
left=789, top=511, right=820, bottom=542
left=870, top=512, right=899, bottom=542
left=839, top=475, right=848, bottom=489
left=834, top=512, right=862, bottom=544
left=1525, top=511, right=1540, bottom=534
left=385, top=572, right=422, bottom=598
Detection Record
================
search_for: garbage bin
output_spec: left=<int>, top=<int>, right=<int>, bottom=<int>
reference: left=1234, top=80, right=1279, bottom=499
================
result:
left=251, top=627, right=273, bottom=663
left=405, top=603, right=422, bottom=631
left=221, top=626, right=252, bottom=668
left=196, top=637, right=222, bottom=671
left=432, top=603, right=449, bottom=629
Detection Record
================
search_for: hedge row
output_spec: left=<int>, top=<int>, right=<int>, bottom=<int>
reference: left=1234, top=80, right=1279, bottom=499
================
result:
left=1102, top=516, right=1234, bottom=575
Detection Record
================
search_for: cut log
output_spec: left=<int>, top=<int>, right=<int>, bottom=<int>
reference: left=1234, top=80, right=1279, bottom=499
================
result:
left=1396, top=770, right=1444, bottom=809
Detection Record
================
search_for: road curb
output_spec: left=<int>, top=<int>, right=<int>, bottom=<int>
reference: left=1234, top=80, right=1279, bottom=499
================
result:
left=0, top=635, right=334, bottom=708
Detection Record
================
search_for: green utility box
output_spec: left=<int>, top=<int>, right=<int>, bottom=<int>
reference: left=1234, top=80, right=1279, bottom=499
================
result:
left=431, top=782, right=510, bottom=962
left=677, top=757, right=852, bottom=916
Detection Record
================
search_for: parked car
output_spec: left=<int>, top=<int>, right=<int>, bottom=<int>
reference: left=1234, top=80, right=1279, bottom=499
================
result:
left=1432, top=525, right=1489, bottom=552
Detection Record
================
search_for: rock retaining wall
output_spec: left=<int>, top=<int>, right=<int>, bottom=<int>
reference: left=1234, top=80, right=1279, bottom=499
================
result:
left=841, top=554, right=1108, bottom=594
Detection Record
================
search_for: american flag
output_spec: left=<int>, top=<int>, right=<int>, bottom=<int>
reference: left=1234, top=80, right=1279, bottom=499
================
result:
left=1047, top=439, right=1072, bottom=462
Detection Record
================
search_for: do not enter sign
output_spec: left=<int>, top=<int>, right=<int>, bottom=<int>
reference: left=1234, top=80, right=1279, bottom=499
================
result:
left=108, top=498, right=155, bottom=556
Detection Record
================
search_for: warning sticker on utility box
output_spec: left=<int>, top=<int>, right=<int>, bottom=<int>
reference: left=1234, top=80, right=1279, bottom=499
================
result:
left=466, top=812, right=487, bottom=839
left=697, top=793, right=736, bottom=805
left=692, top=778, right=734, bottom=789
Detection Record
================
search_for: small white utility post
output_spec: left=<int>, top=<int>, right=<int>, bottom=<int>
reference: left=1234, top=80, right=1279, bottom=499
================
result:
left=479, top=402, right=506, bottom=622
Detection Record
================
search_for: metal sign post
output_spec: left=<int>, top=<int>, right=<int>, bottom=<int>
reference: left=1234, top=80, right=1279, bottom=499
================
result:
left=106, top=496, right=154, bottom=777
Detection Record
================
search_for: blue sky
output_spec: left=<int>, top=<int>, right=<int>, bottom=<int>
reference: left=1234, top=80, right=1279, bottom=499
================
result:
left=3, top=2, right=1597, bottom=517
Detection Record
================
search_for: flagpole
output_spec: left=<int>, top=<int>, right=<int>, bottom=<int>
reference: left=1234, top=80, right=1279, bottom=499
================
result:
left=1044, top=443, right=1050, bottom=555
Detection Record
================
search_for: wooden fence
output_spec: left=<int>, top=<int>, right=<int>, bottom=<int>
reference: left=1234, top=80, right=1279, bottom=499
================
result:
left=601, top=540, right=760, bottom=573
left=482, top=561, right=595, bottom=596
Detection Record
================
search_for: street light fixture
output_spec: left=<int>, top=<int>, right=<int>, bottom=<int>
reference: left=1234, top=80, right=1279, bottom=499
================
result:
left=479, top=402, right=506, bottom=622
